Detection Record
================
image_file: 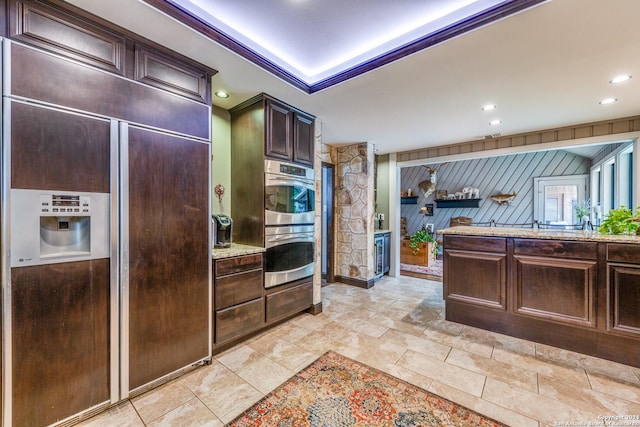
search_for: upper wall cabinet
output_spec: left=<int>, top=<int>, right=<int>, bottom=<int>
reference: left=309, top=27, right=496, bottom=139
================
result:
left=265, top=97, right=315, bottom=166
left=7, top=0, right=216, bottom=104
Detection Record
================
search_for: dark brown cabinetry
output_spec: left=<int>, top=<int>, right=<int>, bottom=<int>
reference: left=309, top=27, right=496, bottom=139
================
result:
left=214, top=254, right=264, bottom=346
left=443, top=234, right=640, bottom=367
left=1, top=0, right=215, bottom=424
left=607, top=243, right=640, bottom=338
left=265, top=279, right=313, bottom=324
left=265, top=97, right=315, bottom=166
left=126, top=126, right=210, bottom=390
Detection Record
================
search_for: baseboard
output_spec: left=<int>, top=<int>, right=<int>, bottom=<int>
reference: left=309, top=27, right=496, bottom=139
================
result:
left=307, top=302, right=323, bottom=315
left=335, top=275, right=375, bottom=289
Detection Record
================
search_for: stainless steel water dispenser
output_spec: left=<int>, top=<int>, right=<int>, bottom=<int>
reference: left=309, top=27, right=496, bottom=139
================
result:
left=10, top=189, right=110, bottom=267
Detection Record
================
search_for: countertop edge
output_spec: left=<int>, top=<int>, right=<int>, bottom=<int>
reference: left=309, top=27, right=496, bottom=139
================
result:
left=212, top=243, right=265, bottom=259
left=438, top=226, right=640, bottom=244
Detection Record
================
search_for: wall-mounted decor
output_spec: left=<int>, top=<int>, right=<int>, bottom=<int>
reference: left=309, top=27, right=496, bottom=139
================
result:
left=490, top=192, right=517, bottom=205
left=418, top=163, right=447, bottom=198
left=435, top=190, right=448, bottom=200
left=424, top=203, right=434, bottom=216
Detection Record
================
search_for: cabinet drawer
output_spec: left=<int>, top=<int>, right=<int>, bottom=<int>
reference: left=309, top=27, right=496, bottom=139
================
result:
left=608, top=244, right=640, bottom=264
left=444, top=235, right=506, bottom=252
left=215, top=298, right=264, bottom=344
left=215, top=269, right=263, bottom=310
left=265, top=281, right=312, bottom=324
left=514, top=239, right=597, bottom=260
left=215, top=254, right=263, bottom=276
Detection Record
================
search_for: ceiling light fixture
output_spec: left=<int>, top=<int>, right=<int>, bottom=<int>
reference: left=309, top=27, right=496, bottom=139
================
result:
left=482, top=104, right=496, bottom=111
left=489, top=119, right=501, bottom=126
left=609, top=75, right=631, bottom=84
left=599, top=98, right=617, bottom=105
left=215, top=90, right=230, bottom=99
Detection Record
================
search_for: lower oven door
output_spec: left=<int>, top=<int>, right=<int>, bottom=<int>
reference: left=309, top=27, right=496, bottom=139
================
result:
left=264, top=225, right=315, bottom=288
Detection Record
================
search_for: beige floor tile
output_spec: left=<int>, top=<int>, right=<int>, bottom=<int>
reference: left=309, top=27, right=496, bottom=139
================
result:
left=77, top=401, right=144, bottom=427
left=588, top=373, right=640, bottom=405
left=460, top=325, right=537, bottom=356
left=536, top=343, right=640, bottom=385
left=195, top=372, right=263, bottom=421
left=236, top=356, right=294, bottom=394
left=482, top=378, right=599, bottom=425
left=421, top=327, right=494, bottom=358
left=446, top=347, right=538, bottom=392
left=131, top=381, right=195, bottom=424
left=146, top=397, right=222, bottom=427
left=492, top=347, right=591, bottom=388
left=397, top=349, right=487, bottom=397
left=539, top=374, right=640, bottom=417
left=379, top=328, right=452, bottom=361
left=334, top=313, right=390, bottom=338
left=429, top=381, right=539, bottom=427
left=215, top=345, right=263, bottom=372
left=360, top=357, right=435, bottom=391
left=248, top=338, right=322, bottom=370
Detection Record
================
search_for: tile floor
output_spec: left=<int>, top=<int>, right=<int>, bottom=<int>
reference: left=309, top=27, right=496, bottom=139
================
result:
left=79, top=275, right=640, bottom=427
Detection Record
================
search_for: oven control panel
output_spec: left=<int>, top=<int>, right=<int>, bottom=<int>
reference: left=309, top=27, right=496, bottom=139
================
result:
left=39, top=194, right=90, bottom=216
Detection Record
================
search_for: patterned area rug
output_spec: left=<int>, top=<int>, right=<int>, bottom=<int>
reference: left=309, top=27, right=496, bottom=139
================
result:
left=400, top=259, right=443, bottom=281
left=227, top=351, right=506, bottom=427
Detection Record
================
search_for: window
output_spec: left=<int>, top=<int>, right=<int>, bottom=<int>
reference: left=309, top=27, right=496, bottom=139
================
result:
left=534, top=175, right=588, bottom=226
left=590, top=142, right=634, bottom=224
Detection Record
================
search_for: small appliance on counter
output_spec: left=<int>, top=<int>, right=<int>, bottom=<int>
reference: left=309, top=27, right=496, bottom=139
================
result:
left=212, top=214, right=233, bottom=248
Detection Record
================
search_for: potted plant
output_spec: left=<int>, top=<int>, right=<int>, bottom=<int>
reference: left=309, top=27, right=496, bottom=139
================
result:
left=598, top=206, right=640, bottom=235
left=575, top=199, right=590, bottom=223
left=409, top=229, right=439, bottom=258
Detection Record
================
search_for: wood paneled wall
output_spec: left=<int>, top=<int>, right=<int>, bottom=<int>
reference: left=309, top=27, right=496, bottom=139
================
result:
left=400, top=149, right=591, bottom=235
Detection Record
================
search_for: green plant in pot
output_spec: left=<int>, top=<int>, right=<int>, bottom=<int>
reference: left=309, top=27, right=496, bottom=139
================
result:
left=409, top=229, right=438, bottom=258
left=598, top=206, right=640, bottom=235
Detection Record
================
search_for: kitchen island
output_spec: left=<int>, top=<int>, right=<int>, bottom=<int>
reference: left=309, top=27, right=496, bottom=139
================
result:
left=439, top=226, right=640, bottom=367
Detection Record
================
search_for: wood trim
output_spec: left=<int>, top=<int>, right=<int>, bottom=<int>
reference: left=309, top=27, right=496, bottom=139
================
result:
left=335, top=275, right=374, bottom=289
left=307, top=302, right=323, bottom=315
left=608, top=264, right=640, bottom=338
left=322, top=162, right=335, bottom=284
left=398, top=115, right=640, bottom=163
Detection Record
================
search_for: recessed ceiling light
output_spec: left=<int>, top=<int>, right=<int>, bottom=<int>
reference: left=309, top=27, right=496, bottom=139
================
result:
left=489, top=119, right=501, bottom=126
left=599, top=98, right=617, bottom=105
left=482, top=104, right=496, bottom=111
left=215, top=90, right=230, bottom=99
left=610, top=75, right=631, bottom=84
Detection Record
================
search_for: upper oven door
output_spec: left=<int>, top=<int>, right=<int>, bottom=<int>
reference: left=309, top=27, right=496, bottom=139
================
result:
left=265, top=173, right=315, bottom=225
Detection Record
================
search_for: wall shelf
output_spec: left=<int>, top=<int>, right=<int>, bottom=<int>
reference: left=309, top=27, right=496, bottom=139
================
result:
left=435, top=198, right=481, bottom=208
left=401, top=196, right=418, bottom=204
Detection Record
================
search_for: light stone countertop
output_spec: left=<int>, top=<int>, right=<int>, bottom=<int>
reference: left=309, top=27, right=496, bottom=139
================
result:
left=438, top=226, right=640, bottom=244
left=212, top=243, right=265, bottom=260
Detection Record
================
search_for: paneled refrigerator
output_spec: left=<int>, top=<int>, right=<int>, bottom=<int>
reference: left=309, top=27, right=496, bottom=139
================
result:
left=1, top=39, right=211, bottom=426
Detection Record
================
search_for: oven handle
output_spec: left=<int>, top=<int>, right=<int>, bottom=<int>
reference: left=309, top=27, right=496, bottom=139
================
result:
left=267, top=233, right=315, bottom=243
left=265, top=175, right=314, bottom=190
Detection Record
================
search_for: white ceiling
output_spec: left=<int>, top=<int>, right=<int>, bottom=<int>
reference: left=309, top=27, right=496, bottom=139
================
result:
left=66, top=0, right=640, bottom=156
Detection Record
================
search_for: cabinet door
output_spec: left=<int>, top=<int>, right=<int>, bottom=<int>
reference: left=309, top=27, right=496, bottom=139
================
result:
left=125, top=125, right=210, bottom=391
left=608, top=264, right=640, bottom=337
left=265, top=99, right=292, bottom=161
left=293, top=112, right=314, bottom=166
left=11, top=260, right=110, bottom=427
left=10, top=101, right=110, bottom=192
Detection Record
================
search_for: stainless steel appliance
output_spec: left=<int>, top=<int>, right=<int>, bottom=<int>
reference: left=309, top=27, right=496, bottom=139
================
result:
left=212, top=213, right=233, bottom=248
left=265, top=159, right=315, bottom=226
left=10, top=189, right=110, bottom=267
left=264, top=225, right=315, bottom=288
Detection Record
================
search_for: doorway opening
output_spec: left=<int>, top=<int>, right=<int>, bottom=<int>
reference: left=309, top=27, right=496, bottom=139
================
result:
left=321, top=163, right=335, bottom=284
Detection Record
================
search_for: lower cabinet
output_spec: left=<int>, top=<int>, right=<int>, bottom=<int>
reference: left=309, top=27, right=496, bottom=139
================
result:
left=213, top=252, right=314, bottom=350
left=607, top=243, right=640, bottom=338
left=265, top=279, right=313, bottom=323
left=443, top=234, right=640, bottom=368
left=214, top=254, right=264, bottom=346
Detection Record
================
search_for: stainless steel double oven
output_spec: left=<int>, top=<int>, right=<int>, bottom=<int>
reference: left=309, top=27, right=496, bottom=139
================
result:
left=264, top=160, right=315, bottom=288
